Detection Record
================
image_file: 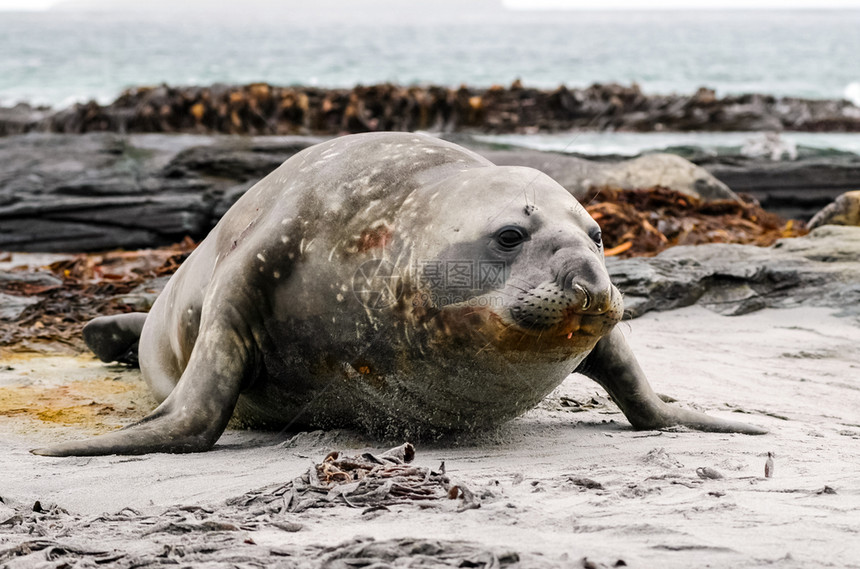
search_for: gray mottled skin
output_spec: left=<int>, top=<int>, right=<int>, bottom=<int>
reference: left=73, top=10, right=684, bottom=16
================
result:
left=33, top=132, right=765, bottom=457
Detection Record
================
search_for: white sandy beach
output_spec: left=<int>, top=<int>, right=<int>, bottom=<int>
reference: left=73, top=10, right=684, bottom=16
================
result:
left=1, top=305, right=859, bottom=568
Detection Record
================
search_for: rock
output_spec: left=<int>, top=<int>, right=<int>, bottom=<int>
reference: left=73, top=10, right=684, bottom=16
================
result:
left=700, top=154, right=860, bottom=221
left=808, top=190, right=860, bottom=229
left=111, top=276, right=172, bottom=312
left=0, top=269, right=63, bottom=289
left=0, top=103, right=51, bottom=136
left=479, top=149, right=738, bottom=201
left=0, top=267, right=64, bottom=320
left=609, top=226, right=860, bottom=319
left=599, top=153, right=739, bottom=202
left=0, top=133, right=321, bottom=252
left=213, top=181, right=257, bottom=220
left=0, top=291, right=40, bottom=320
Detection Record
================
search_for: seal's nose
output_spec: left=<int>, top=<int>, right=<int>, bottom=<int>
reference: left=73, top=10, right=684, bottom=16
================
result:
left=550, top=247, right=614, bottom=315
left=571, top=282, right=613, bottom=314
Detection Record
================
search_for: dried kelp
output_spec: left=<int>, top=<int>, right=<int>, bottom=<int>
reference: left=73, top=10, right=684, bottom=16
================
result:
left=585, top=187, right=807, bottom=258
left=231, top=443, right=480, bottom=514
left=0, top=445, right=519, bottom=569
left=0, top=238, right=195, bottom=348
left=12, top=81, right=860, bottom=136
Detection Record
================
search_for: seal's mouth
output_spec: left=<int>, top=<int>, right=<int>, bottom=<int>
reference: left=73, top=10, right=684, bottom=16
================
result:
left=507, top=280, right=622, bottom=334
left=432, top=305, right=618, bottom=356
left=515, top=309, right=618, bottom=339
left=409, top=281, right=622, bottom=356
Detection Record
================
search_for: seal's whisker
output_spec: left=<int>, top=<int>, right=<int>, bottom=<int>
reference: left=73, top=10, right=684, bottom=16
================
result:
left=503, top=284, right=530, bottom=296
left=584, top=186, right=605, bottom=208
left=518, top=343, right=531, bottom=364
left=513, top=327, right=531, bottom=352
left=522, top=178, right=531, bottom=209
left=475, top=340, right=494, bottom=356
left=506, top=277, right=535, bottom=295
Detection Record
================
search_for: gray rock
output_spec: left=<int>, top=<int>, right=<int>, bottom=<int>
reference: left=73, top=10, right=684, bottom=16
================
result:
left=1, top=132, right=738, bottom=252
left=0, top=103, right=51, bottom=136
left=0, top=133, right=322, bottom=252
left=0, top=269, right=63, bottom=289
left=609, top=226, right=860, bottom=319
left=479, top=149, right=738, bottom=201
left=0, top=291, right=40, bottom=320
left=112, top=276, right=172, bottom=311
left=700, top=155, right=860, bottom=221
left=0, top=269, right=62, bottom=320
left=808, top=190, right=860, bottom=229
left=213, top=180, right=257, bottom=220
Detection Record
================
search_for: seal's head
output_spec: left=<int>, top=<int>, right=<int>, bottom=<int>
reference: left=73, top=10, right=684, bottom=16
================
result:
left=398, top=165, right=623, bottom=362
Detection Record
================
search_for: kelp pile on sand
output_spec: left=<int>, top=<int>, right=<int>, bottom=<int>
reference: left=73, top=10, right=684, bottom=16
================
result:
left=231, top=442, right=480, bottom=514
left=0, top=188, right=806, bottom=350
left=0, top=445, right=526, bottom=569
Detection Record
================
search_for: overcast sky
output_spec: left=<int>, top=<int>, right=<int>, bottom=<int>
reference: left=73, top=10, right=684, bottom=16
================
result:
left=504, top=0, right=860, bottom=7
left=3, top=0, right=860, bottom=9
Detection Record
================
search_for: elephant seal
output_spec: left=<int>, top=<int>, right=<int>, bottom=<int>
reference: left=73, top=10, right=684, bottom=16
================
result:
left=33, top=132, right=765, bottom=456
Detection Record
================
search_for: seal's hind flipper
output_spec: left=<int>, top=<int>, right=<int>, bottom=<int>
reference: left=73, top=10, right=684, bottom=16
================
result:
left=576, top=327, right=767, bottom=435
left=83, top=313, right=148, bottom=366
left=33, top=312, right=253, bottom=456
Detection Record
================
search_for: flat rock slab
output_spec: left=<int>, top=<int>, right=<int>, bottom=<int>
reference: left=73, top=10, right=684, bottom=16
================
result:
left=701, top=155, right=860, bottom=220
left=609, top=225, right=860, bottom=319
left=0, top=133, right=323, bottom=252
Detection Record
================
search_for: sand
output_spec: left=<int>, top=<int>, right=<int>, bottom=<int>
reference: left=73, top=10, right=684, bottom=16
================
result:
left=1, top=305, right=859, bottom=568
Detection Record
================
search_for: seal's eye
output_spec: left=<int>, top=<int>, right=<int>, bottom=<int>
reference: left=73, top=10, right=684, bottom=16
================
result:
left=495, top=226, right=528, bottom=249
left=589, top=226, right=603, bottom=248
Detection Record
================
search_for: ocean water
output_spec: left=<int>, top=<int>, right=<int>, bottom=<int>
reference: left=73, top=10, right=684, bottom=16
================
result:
left=2, top=8, right=860, bottom=109
left=474, top=131, right=860, bottom=157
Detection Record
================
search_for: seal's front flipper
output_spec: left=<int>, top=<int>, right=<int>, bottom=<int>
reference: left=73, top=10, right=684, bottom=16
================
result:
left=83, top=313, right=148, bottom=366
left=33, top=313, right=254, bottom=456
left=576, top=327, right=767, bottom=435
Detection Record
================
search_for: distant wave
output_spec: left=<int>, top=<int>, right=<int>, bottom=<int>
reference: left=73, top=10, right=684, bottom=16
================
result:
left=845, top=82, right=860, bottom=106
left=475, top=132, right=860, bottom=158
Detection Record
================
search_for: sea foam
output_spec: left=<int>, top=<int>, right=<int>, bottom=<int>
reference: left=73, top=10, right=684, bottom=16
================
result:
left=845, top=82, right=860, bottom=107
